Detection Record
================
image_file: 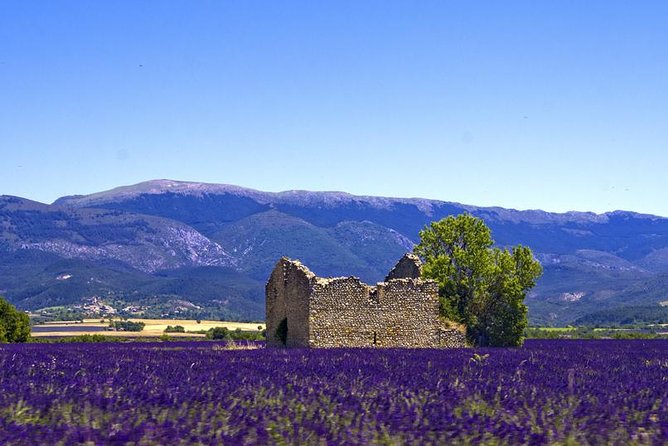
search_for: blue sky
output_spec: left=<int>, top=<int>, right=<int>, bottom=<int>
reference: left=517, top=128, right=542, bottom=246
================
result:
left=1, top=1, right=667, bottom=215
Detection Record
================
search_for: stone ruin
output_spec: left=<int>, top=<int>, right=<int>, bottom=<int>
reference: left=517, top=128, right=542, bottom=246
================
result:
left=265, top=253, right=467, bottom=348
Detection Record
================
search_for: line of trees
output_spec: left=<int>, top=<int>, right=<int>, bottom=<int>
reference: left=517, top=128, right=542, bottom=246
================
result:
left=110, top=320, right=146, bottom=332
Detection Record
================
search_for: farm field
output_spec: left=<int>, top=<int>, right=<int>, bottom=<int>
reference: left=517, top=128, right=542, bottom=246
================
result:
left=31, top=319, right=265, bottom=338
left=1, top=340, right=667, bottom=444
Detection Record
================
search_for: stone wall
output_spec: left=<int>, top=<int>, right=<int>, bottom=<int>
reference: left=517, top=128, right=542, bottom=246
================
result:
left=385, top=253, right=422, bottom=281
left=266, top=254, right=468, bottom=348
left=437, top=328, right=468, bottom=348
left=309, top=277, right=377, bottom=347
left=265, top=258, right=314, bottom=347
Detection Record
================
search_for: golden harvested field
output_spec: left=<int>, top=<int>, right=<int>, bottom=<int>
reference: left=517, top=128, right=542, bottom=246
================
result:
left=31, top=319, right=265, bottom=338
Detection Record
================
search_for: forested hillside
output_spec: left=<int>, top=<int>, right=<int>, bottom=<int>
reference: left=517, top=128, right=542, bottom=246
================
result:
left=2, top=180, right=668, bottom=324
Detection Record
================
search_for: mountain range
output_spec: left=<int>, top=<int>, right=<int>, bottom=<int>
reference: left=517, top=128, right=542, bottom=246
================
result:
left=2, top=179, right=668, bottom=325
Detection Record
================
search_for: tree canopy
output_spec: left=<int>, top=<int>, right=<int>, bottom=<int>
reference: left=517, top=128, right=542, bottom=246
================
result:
left=0, top=296, right=31, bottom=343
left=414, top=214, right=542, bottom=347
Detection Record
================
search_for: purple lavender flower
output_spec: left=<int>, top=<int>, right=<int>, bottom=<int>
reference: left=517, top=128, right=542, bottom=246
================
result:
left=0, top=340, right=666, bottom=444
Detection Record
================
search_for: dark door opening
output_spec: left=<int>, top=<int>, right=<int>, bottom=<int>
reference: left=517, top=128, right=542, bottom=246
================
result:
left=275, top=317, right=288, bottom=346
left=373, top=331, right=377, bottom=346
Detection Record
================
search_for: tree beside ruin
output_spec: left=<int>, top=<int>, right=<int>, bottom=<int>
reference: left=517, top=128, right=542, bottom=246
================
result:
left=414, top=214, right=542, bottom=347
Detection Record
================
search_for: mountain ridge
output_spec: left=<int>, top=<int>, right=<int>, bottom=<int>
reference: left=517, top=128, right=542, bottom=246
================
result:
left=53, top=179, right=665, bottom=222
left=3, top=179, right=668, bottom=325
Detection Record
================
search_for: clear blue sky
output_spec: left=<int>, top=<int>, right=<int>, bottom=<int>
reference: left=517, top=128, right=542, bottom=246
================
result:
left=1, top=1, right=667, bottom=215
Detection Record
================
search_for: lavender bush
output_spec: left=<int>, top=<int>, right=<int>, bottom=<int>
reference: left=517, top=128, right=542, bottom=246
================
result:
left=1, top=340, right=666, bottom=445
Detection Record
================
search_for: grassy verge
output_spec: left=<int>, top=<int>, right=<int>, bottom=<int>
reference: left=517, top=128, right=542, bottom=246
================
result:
left=525, top=326, right=668, bottom=340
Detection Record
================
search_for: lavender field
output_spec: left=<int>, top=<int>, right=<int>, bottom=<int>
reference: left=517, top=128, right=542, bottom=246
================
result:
left=1, top=340, right=667, bottom=445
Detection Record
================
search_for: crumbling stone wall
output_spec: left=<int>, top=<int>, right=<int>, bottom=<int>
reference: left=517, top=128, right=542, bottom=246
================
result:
left=438, top=327, right=468, bottom=348
left=266, top=253, right=467, bottom=348
left=385, top=253, right=422, bottom=281
left=308, top=277, right=443, bottom=347
left=265, top=258, right=314, bottom=347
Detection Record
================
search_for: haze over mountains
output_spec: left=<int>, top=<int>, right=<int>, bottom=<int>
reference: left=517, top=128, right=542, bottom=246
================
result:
left=2, top=179, right=668, bottom=324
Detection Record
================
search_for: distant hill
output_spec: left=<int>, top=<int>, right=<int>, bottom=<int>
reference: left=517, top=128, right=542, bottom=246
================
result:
left=573, top=305, right=668, bottom=327
left=2, top=179, right=668, bottom=324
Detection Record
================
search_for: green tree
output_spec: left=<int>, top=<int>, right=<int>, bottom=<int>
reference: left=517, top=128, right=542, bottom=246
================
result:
left=414, top=214, right=494, bottom=324
left=470, top=247, right=542, bottom=346
left=0, top=296, right=31, bottom=343
left=414, top=214, right=542, bottom=347
left=111, top=320, right=145, bottom=332
left=207, top=327, right=232, bottom=341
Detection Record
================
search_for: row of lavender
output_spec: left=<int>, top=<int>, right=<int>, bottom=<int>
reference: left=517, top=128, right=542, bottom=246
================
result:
left=1, top=340, right=666, bottom=445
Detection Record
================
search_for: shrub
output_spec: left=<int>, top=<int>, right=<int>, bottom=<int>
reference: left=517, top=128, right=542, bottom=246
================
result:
left=207, top=327, right=232, bottom=341
left=206, top=326, right=265, bottom=341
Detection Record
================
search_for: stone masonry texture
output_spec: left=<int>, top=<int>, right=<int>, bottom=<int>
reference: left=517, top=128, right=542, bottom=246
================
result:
left=266, top=253, right=467, bottom=348
left=385, top=253, right=422, bottom=281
